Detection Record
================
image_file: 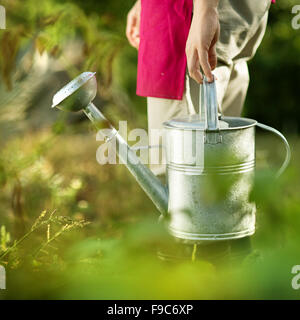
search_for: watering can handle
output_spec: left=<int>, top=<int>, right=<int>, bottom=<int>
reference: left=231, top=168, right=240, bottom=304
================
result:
left=186, top=74, right=219, bottom=131
left=256, top=122, right=291, bottom=178
left=202, top=77, right=220, bottom=131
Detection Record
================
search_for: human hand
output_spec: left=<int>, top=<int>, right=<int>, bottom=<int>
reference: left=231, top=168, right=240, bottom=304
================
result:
left=126, top=0, right=141, bottom=49
left=186, top=0, right=220, bottom=83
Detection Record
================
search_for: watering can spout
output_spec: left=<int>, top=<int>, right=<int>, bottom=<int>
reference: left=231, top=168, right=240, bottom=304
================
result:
left=51, top=72, right=168, bottom=216
left=85, top=103, right=169, bottom=216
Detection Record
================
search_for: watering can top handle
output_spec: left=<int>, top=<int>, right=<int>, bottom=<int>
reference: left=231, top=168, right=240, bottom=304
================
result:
left=256, top=122, right=291, bottom=178
left=185, top=74, right=219, bottom=131
left=201, top=77, right=220, bottom=131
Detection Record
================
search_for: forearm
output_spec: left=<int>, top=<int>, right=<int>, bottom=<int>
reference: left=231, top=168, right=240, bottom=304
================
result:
left=193, top=0, right=219, bottom=13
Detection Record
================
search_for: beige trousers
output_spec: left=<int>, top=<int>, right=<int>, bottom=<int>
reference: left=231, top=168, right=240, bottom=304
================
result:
left=147, top=0, right=270, bottom=175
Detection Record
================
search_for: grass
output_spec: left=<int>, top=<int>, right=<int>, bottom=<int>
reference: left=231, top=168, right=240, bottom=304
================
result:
left=0, top=125, right=300, bottom=299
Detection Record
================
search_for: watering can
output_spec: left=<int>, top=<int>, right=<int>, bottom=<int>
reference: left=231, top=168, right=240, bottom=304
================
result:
left=52, top=72, right=291, bottom=242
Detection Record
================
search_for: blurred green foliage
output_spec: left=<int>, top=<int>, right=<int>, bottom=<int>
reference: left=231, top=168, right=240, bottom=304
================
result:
left=0, top=0, right=300, bottom=300
left=1, top=0, right=299, bottom=131
left=246, top=0, right=300, bottom=133
left=0, top=131, right=300, bottom=299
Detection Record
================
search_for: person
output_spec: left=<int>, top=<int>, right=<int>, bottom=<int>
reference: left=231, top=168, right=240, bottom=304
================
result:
left=126, top=0, right=272, bottom=262
left=127, top=0, right=272, bottom=173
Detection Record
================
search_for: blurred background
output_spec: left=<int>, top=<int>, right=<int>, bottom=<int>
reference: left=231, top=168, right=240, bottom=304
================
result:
left=0, top=0, right=300, bottom=299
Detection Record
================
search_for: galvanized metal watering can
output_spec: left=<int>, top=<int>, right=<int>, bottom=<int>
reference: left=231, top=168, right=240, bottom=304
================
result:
left=52, top=72, right=291, bottom=242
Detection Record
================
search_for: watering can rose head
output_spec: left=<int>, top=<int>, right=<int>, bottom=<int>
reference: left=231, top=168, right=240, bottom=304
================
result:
left=52, top=72, right=97, bottom=112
